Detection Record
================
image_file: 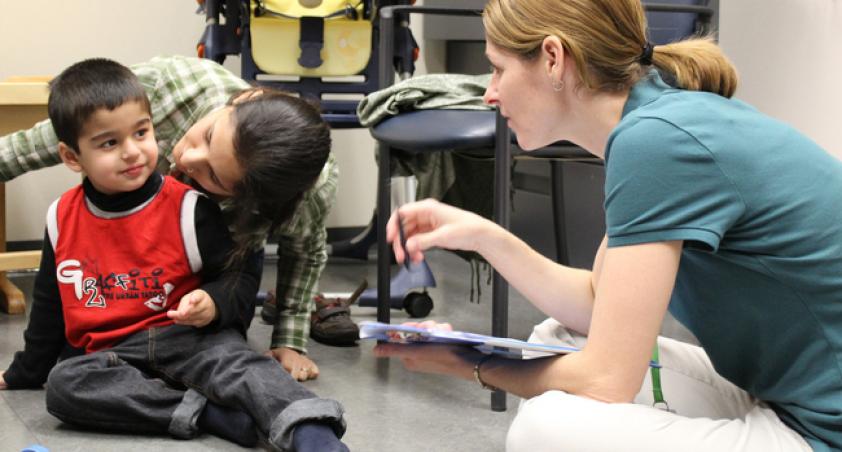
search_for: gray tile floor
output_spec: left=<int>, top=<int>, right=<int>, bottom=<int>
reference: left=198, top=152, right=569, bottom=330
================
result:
left=0, top=247, right=696, bottom=452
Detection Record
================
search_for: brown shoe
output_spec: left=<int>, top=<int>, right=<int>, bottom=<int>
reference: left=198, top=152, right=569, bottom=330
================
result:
left=310, top=280, right=367, bottom=346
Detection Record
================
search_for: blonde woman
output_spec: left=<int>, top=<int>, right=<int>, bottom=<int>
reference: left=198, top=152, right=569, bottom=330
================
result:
left=375, top=0, right=841, bottom=450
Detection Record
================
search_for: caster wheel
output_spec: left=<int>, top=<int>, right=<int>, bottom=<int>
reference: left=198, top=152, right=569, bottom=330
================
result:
left=404, top=292, right=433, bottom=318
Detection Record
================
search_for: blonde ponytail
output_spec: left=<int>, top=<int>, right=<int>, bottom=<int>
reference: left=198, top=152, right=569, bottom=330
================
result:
left=652, top=36, right=739, bottom=98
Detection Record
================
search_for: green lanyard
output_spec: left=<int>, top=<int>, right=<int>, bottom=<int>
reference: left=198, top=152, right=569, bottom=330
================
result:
left=650, top=344, right=670, bottom=411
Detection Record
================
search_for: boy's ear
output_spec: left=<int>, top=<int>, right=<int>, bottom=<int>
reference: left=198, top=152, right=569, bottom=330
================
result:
left=58, top=142, right=83, bottom=173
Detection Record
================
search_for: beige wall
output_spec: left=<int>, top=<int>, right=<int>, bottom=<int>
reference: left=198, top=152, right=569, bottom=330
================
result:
left=718, top=1, right=842, bottom=158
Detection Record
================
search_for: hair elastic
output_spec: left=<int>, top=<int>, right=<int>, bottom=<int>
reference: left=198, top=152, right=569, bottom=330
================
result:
left=640, top=42, right=655, bottom=65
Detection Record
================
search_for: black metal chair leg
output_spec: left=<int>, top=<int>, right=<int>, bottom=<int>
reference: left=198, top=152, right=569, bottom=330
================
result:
left=491, top=109, right=511, bottom=412
left=376, top=142, right=392, bottom=324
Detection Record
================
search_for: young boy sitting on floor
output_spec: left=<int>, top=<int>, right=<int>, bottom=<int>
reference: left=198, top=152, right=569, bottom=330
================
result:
left=0, top=58, right=347, bottom=452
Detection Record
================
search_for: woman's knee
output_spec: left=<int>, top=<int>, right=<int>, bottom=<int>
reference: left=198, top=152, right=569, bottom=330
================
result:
left=528, top=318, right=588, bottom=349
left=508, top=390, right=664, bottom=452
left=506, top=391, right=606, bottom=452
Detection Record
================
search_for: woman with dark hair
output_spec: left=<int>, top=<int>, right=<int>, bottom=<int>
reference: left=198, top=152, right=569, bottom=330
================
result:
left=375, top=0, right=842, bottom=450
left=0, top=55, right=334, bottom=381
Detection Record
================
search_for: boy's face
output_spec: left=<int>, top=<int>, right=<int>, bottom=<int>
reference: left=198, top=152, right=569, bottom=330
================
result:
left=58, top=101, right=158, bottom=195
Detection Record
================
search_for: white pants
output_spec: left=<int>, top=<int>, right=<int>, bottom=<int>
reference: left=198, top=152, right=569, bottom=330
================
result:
left=506, top=318, right=812, bottom=452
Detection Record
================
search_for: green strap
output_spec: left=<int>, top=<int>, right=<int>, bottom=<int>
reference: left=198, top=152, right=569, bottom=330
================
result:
left=650, top=344, right=668, bottom=408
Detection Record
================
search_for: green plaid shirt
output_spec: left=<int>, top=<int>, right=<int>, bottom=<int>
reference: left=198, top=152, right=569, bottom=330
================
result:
left=0, top=55, right=338, bottom=353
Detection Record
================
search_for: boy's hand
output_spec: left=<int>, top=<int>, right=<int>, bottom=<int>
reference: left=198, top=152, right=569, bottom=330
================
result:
left=0, top=371, right=7, bottom=390
left=167, top=289, right=218, bottom=327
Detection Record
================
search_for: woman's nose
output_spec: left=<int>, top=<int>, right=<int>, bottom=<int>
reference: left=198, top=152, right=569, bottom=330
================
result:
left=483, top=85, right=498, bottom=106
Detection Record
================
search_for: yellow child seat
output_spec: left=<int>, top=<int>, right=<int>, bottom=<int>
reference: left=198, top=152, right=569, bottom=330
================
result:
left=250, top=0, right=371, bottom=76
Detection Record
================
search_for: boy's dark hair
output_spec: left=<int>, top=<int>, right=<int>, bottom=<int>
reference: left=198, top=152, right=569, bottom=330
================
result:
left=48, top=58, right=151, bottom=152
left=225, top=88, right=331, bottom=264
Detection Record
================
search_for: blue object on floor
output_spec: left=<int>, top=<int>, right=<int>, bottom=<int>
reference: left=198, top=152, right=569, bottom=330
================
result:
left=357, top=259, right=436, bottom=318
left=21, top=445, right=49, bottom=452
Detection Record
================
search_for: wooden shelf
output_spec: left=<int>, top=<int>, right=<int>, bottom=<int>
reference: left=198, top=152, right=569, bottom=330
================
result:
left=0, top=80, right=50, bottom=105
left=0, top=250, right=40, bottom=272
left=0, top=77, right=49, bottom=314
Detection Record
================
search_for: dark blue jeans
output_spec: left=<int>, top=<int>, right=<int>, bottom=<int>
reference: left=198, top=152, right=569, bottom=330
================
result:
left=45, top=324, right=345, bottom=451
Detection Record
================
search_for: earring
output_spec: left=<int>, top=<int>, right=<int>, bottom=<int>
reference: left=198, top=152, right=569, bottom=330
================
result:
left=552, top=79, right=565, bottom=92
left=187, top=167, right=194, bottom=174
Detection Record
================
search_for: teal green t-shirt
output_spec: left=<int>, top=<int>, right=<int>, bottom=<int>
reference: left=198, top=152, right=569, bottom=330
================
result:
left=605, top=71, right=842, bottom=451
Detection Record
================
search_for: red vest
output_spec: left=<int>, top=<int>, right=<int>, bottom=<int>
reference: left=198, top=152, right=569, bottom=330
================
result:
left=47, top=176, right=203, bottom=353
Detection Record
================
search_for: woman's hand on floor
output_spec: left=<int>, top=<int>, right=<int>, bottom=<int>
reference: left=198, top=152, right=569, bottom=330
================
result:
left=374, top=341, right=483, bottom=381
left=0, top=371, right=7, bottom=390
left=266, top=347, right=319, bottom=381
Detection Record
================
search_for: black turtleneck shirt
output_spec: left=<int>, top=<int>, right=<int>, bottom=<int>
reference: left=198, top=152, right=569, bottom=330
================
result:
left=4, top=173, right=260, bottom=389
